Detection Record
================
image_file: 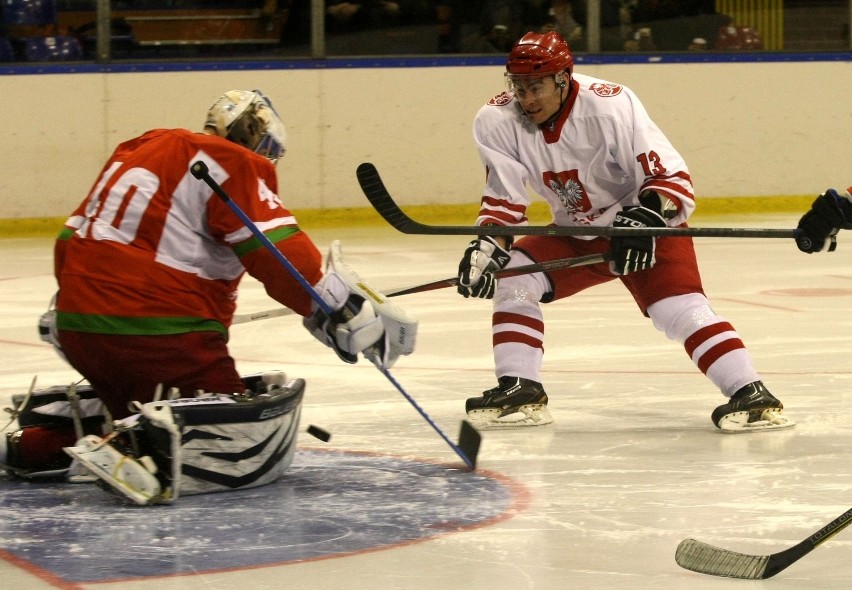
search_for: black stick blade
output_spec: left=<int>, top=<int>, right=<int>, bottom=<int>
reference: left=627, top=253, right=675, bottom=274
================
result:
left=356, top=162, right=424, bottom=233
left=675, top=539, right=771, bottom=579
left=457, top=420, right=481, bottom=470
left=676, top=506, right=852, bottom=579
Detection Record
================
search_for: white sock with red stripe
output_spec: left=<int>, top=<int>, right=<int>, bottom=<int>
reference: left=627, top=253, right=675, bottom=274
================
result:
left=492, top=260, right=549, bottom=383
left=648, top=293, right=760, bottom=396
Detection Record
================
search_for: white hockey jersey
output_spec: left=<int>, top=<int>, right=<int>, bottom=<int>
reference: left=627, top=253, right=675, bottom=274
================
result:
left=473, top=72, right=695, bottom=235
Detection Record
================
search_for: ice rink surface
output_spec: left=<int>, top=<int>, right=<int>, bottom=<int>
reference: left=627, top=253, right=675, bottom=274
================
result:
left=2, top=215, right=852, bottom=589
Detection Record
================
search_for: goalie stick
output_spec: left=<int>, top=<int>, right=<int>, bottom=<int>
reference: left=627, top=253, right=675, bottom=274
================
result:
left=356, top=162, right=798, bottom=239
left=190, top=160, right=481, bottom=470
left=675, top=506, right=852, bottom=579
left=232, top=252, right=609, bottom=325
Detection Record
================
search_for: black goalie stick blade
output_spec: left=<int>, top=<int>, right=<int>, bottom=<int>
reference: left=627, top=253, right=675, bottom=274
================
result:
left=457, top=420, right=482, bottom=470
left=675, top=506, right=852, bottom=579
left=356, top=162, right=797, bottom=239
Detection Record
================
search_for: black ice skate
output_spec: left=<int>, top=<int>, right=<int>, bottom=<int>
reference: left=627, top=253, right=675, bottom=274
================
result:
left=711, top=381, right=795, bottom=433
left=465, top=376, right=553, bottom=429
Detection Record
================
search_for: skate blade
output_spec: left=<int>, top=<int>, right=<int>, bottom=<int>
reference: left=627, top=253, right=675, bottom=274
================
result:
left=718, top=409, right=796, bottom=434
left=467, top=404, right=554, bottom=430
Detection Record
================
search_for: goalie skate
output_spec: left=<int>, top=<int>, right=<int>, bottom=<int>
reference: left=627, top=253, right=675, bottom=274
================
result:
left=466, top=376, right=554, bottom=429
left=712, top=381, right=795, bottom=434
left=64, top=434, right=165, bottom=505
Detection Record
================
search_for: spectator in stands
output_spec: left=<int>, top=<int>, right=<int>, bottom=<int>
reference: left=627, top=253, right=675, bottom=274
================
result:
left=540, top=0, right=584, bottom=50
left=624, top=26, right=655, bottom=51
left=435, top=1, right=460, bottom=52
left=688, top=36, right=708, bottom=51
left=527, top=0, right=626, bottom=52
left=325, top=0, right=429, bottom=33
left=629, top=0, right=720, bottom=50
left=461, top=0, right=526, bottom=53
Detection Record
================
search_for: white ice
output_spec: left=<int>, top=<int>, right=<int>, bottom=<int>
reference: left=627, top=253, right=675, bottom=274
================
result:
left=2, top=215, right=852, bottom=589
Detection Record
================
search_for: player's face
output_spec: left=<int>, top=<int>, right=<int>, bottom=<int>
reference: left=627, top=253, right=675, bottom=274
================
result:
left=510, top=76, right=563, bottom=125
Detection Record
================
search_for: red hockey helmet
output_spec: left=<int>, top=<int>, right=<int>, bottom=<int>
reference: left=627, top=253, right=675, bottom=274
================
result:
left=506, top=31, right=574, bottom=79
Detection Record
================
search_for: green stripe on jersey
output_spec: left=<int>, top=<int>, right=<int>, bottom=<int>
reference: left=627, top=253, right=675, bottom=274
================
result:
left=57, top=312, right=227, bottom=337
left=233, top=226, right=301, bottom=257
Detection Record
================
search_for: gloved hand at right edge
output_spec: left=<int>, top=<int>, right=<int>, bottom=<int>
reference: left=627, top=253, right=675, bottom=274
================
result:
left=795, top=187, right=852, bottom=253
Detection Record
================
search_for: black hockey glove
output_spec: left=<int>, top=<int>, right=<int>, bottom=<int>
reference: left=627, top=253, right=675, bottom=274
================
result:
left=795, top=189, right=852, bottom=253
left=609, top=205, right=667, bottom=275
left=457, top=235, right=511, bottom=299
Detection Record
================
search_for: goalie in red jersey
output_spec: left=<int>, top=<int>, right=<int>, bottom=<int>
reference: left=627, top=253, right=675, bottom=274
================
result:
left=2, top=90, right=414, bottom=504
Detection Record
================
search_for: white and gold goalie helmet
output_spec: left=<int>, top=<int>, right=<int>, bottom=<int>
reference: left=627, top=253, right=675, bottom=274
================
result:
left=205, top=89, right=287, bottom=163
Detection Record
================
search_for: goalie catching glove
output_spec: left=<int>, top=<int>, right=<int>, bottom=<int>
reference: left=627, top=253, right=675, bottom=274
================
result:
left=304, top=240, right=417, bottom=369
left=795, top=187, right=852, bottom=253
left=457, top=235, right=511, bottom=299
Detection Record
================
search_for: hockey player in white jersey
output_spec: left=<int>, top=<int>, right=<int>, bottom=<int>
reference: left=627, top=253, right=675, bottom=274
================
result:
left=457, top=30, right=793, bottom=433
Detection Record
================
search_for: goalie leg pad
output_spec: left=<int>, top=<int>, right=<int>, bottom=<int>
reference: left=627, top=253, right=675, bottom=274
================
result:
left=326, top=240, right=418, bottom=367
left=64, top=378, right=305, bottom=505
left=1, top=383, right=109, bottom=479
left=11, top=383, right=107, bottom=430
left=142, top=377, right=306, bottom=501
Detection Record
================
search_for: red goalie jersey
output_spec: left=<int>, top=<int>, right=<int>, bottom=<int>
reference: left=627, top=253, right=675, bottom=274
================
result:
left=54, top=128, right=322, bottom=337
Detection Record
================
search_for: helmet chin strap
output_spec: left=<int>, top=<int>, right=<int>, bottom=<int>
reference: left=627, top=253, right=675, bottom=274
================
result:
left=540, top=77, right=572, bottom=129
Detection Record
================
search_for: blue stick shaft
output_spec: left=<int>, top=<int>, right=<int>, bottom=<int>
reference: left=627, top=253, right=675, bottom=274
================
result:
left=377, top=365, right=475, bottom=469
left=189, top=161, right=333, bottom=316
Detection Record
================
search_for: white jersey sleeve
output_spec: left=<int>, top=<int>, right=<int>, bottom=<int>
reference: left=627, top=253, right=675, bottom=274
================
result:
left=473, top=92, right=535, bottom=227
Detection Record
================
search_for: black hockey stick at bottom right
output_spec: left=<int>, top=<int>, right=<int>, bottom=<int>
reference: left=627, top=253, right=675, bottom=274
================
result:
left=675, top=506, right=852, bottom=579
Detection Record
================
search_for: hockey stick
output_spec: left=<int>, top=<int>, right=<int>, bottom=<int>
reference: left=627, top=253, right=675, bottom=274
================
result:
left=232, top=252, right=609, bottom=325
left=675, top=506, right=852, bottom=579
left=356, top=162, right=798, bottom=239
left=190, top=160, right=481, bottom=470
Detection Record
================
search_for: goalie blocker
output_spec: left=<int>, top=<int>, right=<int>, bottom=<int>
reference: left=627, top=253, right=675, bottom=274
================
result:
left=65, top=374, right=305, bottom=505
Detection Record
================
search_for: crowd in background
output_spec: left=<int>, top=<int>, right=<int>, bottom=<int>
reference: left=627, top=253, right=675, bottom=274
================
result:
left=270, top=0, right=763, bottom=53
left=434, top=0, right=752, bottom=53
left=57, top=0, right=742, bottom=53
left=4, top=0, right=851, bottom=60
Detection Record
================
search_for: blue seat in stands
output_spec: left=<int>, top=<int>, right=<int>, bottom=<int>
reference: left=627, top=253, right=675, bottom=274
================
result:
left=24, top=35, right=82, bottom=61
left=0, top=0, right=57, bottom=26
left=0, top=37, right=14, bottom=61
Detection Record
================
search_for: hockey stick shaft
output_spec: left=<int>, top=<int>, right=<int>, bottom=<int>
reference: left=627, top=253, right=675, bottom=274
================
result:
left=232, top=252, right=609, bottom=324
left=357, top=162, right=797, bottom=239
left=190, top=162, right=333, bottom=316
left=675, top=505, right=852, bottom=579
left=190, top=161, right=480, bottom=469
left=388, top=251, right=608, bottom=296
